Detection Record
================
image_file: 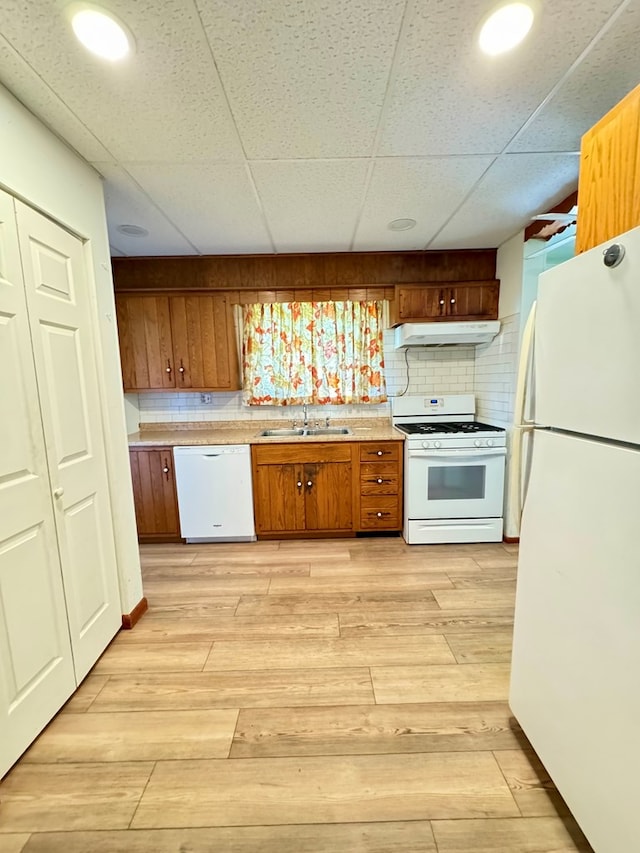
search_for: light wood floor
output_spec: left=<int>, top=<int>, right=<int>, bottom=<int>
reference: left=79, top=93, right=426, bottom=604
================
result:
left=0, top=537, right=594, bottom=852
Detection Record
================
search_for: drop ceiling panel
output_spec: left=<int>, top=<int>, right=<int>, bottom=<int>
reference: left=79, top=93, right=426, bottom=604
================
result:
left=378, top=0, right=624, bottom=156
left=0, top=38, right=112, bottom=163
left=250, top=160, right=370, bottom=252
left=0, top=0, right=244, bottom=163
left=511, top=2, right=640, bottom=153
left=196, top=0, right=406, bottom=159
left=429, top=153, right=580, bottom=250
left=353, top=155, right=496, bottom=250
left=126, top=163, right=274, bottom=254
left=97, top=164, right=196, bottom=256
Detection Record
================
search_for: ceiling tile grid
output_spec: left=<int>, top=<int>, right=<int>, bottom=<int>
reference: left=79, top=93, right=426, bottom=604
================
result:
left=0, top=0, right=245, bottom=163
left=250, top=159, right=370, bottom=251
left=0, top=36, right=113, bottom=163
left=195, top=0, right=407, bottom=159
left=511, top=0, right=640, bottom=153
left=377, top=0, right=625, bottom=157
left=98, top=163, right=198, bottom=256
left=429, top=153, right=580, bottom=249
left=0, top=0, right=638, bottom=254
left=353, top=155, right=496, bottom=250
left=125, top=162, right=274, bottom=253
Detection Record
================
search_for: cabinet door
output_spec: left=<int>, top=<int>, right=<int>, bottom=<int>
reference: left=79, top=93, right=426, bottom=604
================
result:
left=17, top=202, right=122, bottom=681
left=170, top=294, right=240, bottom=390
left=396, top=285, right=446, bottom=321
left=253, top=463, right=306, bottom=534
left=576, top=85, right=640, bottom=254
left=394, top=282, right=499, bottom=323
left=304, top=461, right=353, bottom=531
left=0, top=191, right=76, bottom=778
left=447, top=283, right=499, bottom=320
left=129, top=449, right=180, bottom=540
left=115, top=294, right=175, bottom=390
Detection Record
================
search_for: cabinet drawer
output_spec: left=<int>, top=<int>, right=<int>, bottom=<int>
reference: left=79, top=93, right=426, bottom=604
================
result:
left=360, top=473, right=399, bottom=496
left=253, top=442, right=353, bottom=465
left=359, top=442, right=401, bottom=462
left=360, top=495, right=401, bottom=529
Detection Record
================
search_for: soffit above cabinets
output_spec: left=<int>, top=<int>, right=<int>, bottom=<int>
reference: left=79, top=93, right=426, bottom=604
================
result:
left=0, top=0, right=637, bottom=256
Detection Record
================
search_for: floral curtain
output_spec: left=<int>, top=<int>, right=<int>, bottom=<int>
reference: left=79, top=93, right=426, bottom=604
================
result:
left=242, top=300, right=387, bottom=406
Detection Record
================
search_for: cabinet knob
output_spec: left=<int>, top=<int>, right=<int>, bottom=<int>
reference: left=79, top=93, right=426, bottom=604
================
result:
left=307, top=481, right=313, bottom=487
left=297, top=481, right=302, bottom=487
left=53, top=487, right=64, bottom=499
left=377, top=512, right=383, bottom=518
left=439, top=299, right=445, bottom=305
left=179, top=366, right=185, bottom=373
left=377, top=450, right=383, bottom=456
left=450, top=298, right=456, bottom=304
left=377, top=478, right=383, bottom=484
left=165, top=359, right=172, bottom=374
left=163, top=466, right=170, bottom=474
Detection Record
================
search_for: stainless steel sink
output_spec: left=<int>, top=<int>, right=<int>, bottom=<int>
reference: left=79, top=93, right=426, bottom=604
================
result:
left=304, top=427, right=352, bottom=436
left=259, top=428, right=307, bottom=437
left=258, top=426, right=352, bottom=437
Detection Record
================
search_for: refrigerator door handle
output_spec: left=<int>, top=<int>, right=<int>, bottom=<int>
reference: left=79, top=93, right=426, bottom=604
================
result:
left=514, top=300, right=536, bottom=428
left=506, top=302, right=537, bottom=536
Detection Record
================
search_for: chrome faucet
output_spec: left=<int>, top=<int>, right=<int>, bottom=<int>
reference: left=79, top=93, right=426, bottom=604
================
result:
left=302, top=403, right=309, bottom=427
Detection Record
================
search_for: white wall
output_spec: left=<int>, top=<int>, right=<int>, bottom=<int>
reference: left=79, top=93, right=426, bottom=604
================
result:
left=0, top=85, right=142, bottom=613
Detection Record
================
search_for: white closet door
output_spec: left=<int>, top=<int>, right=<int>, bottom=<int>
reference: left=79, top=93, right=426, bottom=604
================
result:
left=16, top=202, right=121, bottom=681
left=0, top=191, right=76, bottom=777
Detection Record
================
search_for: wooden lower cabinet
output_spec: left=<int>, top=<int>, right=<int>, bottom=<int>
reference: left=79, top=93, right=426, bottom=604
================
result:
left=252, top=440, right=403, bottom=538
left=358, top=442, right=403, bottom=530
left=252, top=443, right=354, bottom=537
left=129, top=447, right=181, bottom=542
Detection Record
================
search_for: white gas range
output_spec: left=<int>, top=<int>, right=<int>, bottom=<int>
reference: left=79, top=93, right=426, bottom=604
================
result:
left=392, top=395, right=507, bottom=545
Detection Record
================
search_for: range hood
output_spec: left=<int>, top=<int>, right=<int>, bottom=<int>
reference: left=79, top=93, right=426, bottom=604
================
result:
left=394, top=320, right=500, bottom=348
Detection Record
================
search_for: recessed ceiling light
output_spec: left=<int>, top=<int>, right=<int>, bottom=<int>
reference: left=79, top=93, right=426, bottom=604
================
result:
left=68, top=3, right=134, bottom=61
left=388, top=218, right=417, bottom=231
left=478, top=2, right=535, bottom=56
left=117, top=224, right=148, bottom=237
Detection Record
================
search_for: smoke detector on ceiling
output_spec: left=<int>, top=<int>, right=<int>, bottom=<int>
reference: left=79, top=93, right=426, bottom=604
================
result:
left=116, top=224, right=148, bottom=237
left=388, top=218, right=417, bottom=231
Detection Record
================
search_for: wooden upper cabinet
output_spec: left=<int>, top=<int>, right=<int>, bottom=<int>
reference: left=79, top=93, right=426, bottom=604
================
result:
left=116, top=294, right=175, bottom=389
left=576, top=84, right=640, bottom=254
left=391, top=281, right=499, bottom=324
left=115, top=292, right=240, bottom=392
left=170, top=294, right=239, bottom=390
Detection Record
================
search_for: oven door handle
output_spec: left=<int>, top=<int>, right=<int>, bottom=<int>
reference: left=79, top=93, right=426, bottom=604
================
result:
left=408, top=448, right=507, bottom=459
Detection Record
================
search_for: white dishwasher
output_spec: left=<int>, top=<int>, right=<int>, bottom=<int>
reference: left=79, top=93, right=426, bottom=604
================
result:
left=173, top=445, right=256, bottom=543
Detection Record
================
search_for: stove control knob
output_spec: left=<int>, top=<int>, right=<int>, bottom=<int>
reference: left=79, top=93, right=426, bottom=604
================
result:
left=422, top=441, right=430, bottom=449
left=474, top=439, right=482, bottom=447
left=434, top=440, right=441, bottom=449
left=486, top=438, right=494, bottom=447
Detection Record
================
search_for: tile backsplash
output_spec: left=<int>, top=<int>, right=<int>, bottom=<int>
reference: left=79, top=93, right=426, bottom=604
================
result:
left=474, top=313, right=518, bottom=426
left=128, top=327, right=512, bottom=428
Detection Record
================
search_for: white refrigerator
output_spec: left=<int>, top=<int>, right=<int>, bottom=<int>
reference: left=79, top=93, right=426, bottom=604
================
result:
left=509, top=226, right=640, bottom=853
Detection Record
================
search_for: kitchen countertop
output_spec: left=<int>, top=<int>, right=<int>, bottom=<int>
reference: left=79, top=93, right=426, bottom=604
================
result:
left=128, top=418, right=406, bottom=447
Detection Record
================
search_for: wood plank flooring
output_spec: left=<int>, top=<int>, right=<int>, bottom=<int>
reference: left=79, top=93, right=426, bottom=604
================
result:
left=0, top=537, right=593, bottom=852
